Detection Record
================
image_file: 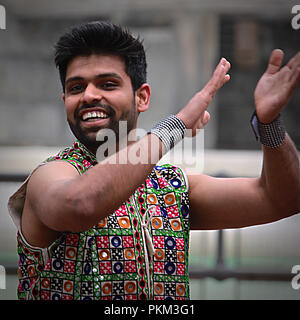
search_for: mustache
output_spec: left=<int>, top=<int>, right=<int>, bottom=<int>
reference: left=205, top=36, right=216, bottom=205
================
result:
left=75, top=102, right=116, bottom=119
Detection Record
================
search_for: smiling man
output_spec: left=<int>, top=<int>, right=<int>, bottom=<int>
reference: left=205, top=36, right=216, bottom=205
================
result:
left=63, top=54, right=141, bottom=155
left=8, top=21, right=300, bottom=300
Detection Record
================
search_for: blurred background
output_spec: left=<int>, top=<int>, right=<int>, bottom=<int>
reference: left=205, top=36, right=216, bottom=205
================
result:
left=0, top=0, right=299, bottom=299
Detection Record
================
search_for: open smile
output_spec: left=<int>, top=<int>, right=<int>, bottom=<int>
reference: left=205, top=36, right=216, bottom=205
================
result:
left=78, top=107, right=111, bottom=127
left=82, top=110, right=109, bottom=121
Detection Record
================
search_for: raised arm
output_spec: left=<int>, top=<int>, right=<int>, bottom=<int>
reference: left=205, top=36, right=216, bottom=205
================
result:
left=188, top=49, right=300, bottom=230
left=23, top=58, right=231, bottom=246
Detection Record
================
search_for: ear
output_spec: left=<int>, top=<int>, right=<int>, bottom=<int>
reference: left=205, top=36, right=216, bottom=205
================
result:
left=62, top=93, right=66, bottom=104
left=135, top=83, right=151, bottom=113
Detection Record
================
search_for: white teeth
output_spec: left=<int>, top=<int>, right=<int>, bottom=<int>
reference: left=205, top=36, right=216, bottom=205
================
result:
left=82, top=111, right=108, bottom=121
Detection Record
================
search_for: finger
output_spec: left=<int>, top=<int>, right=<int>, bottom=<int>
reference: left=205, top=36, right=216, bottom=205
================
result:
left=223, top=59, right=231, bottom=74
left=289, top=66, right=300, bottom=84
left=275, top=63, right=300, bottom=102
left=265, top=49, right=284, bottom=75
left=287, top=66, right=300, bottom=92
left=224, top=74, right=230, bottom=82
left=206, top=59, right=230, bottom=94
left=280, top=55, right=300, bottom=85
left=215, top=58, right=231, bottom=76
left=202, top=111, right=211, bottom=127
left=287, top=51, right=300, bottom=71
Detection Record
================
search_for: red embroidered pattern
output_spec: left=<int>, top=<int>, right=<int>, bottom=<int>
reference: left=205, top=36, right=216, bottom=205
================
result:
left=15, top=141, right=191, bottom=300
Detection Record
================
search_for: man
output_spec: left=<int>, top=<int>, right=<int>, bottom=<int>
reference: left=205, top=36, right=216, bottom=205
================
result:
left=8, top=21, right=300, bottom=300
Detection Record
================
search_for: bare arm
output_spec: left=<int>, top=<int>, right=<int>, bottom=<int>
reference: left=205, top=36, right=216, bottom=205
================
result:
left=189, top=49, right=300, bottom=230
left=260, top=135, right=300, bottom=215
left=188, top=135, right=300, bottom=230
left=25, top=133, right=164, bottom=234
left=24, top=58, right=231, bottom=242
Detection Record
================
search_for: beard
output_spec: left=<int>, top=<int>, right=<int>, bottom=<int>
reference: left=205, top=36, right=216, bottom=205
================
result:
left=67, top=100, right=137, bottom=155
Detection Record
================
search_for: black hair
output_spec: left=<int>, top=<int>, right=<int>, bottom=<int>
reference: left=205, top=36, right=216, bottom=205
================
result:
left=54, top=20, right=147, bottom=92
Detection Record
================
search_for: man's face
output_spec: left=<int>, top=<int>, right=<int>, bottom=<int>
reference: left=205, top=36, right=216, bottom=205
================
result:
left=63, top=54, right=140, bottom=154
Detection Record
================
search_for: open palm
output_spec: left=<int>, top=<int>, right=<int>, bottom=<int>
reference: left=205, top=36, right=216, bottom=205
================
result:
left=177, top=58, right=231, bottom=136
left=254, top=49, right=300, bottom=123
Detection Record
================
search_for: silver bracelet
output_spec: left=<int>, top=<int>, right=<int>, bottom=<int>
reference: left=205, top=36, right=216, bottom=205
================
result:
left=250, top=111, right=286, bottom=148
left=149, top=115, right=187, bottom=153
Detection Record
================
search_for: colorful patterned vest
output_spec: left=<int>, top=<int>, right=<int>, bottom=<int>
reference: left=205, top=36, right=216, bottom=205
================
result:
left=8, top=140, right=191, bottom=300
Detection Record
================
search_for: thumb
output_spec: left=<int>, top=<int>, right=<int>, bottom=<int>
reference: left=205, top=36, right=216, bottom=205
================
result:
left=265, top=49, right=284, bottom=75
left=202, top=111, right=211, bottom=127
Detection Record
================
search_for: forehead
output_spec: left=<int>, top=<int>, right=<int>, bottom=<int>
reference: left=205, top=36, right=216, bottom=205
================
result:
left=66, top=54, right=128, bottom=80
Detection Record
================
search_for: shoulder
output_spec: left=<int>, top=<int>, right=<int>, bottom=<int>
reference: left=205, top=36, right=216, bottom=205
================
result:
left=25, top=143, right=86, bottom=206
left=43, top=141, right=96, bottom=175
left=21, top=155, right=81, bottom=248
left=26, top=161, right=79, bottom=201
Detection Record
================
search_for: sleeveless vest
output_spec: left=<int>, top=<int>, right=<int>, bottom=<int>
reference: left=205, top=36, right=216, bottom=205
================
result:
left=8, top=140, right=191, bottom=300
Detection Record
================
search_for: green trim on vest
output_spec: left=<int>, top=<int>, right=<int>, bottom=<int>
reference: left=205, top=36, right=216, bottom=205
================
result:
left=16, top=141, right=191, bottom=300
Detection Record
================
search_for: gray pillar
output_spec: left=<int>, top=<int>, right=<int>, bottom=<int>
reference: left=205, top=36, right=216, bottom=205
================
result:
left=173, top=12, right=219, bottom=148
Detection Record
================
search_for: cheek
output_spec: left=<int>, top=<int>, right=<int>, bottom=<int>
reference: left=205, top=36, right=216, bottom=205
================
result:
left=64, top=97, right=78, bottom=119
left=112, top=91, right=135, bottom=110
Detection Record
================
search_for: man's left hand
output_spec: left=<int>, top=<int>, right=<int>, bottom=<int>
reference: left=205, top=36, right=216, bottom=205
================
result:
left=254, top=49, right=300, bottom=123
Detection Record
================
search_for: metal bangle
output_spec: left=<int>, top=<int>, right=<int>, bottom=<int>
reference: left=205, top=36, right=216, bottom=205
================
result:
left=251, top=111, right=286, bottom=148
left=149, top=115, right=187, bottom=153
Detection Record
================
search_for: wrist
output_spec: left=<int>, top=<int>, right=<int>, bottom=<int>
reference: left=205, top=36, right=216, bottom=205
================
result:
left=254, top=111, right=279, bottom=124
left=148, top=114, right=187, bottom=154
left=250, top=111, right=286, bottom=148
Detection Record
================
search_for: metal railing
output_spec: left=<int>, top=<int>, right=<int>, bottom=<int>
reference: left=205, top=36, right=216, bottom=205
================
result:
left=189, top=229, right=291, bottom=282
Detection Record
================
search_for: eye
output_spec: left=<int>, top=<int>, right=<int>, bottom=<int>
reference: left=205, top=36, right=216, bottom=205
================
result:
left=101, top=82, right=118, bottom=90
left=67, top=83, right=85, bottom=94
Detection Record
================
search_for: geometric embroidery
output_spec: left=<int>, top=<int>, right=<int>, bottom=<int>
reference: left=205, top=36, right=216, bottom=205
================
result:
left=15, top=140, right=191, bottom=300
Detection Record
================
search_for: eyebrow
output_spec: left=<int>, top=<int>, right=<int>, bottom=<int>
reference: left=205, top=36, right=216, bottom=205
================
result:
left=65, top=72, right=123, bottom=86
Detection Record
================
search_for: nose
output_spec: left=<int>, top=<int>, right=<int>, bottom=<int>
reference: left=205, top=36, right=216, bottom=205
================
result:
left=80, top=83, right=103, bottom=105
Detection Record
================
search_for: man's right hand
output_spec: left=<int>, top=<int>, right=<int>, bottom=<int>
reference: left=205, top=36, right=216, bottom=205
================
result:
left=20, top=57, right=231, bottom=248
left=176, top=58, right=231, bottom=136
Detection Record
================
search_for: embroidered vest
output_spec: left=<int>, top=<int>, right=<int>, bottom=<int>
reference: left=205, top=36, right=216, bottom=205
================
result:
left=9, top=140, right=191, bottom=300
